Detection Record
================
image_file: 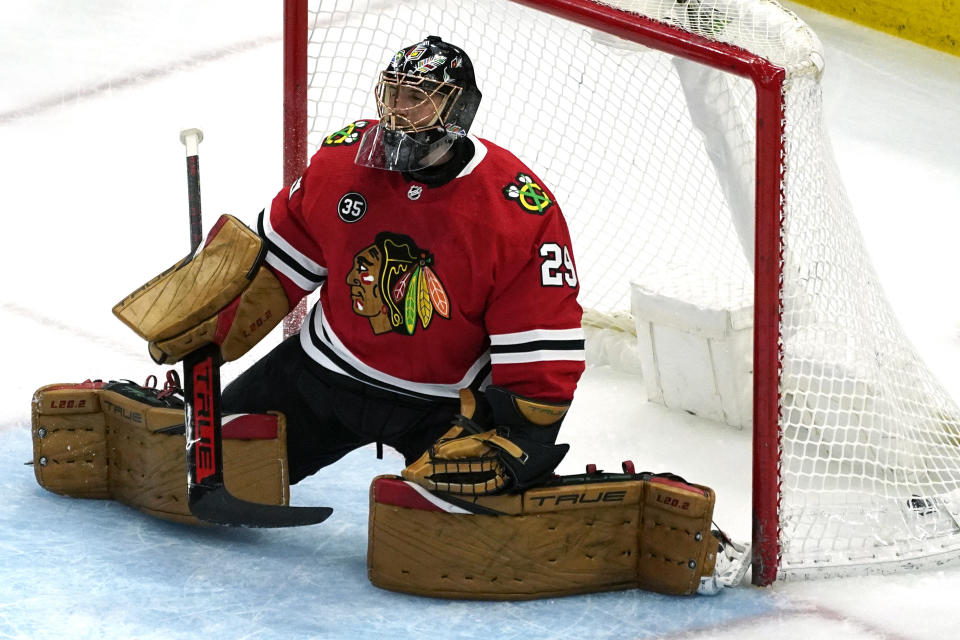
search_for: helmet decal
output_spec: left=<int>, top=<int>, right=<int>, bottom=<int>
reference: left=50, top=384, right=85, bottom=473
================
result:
left=415, top=54, right=447, bottom=73
left=444, top=123, right=467, bottom=137
left=405, top=42, right=428, bottom=61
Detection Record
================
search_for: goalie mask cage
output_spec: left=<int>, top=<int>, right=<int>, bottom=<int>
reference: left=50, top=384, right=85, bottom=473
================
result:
left=283, top=0, right=960, bottom=585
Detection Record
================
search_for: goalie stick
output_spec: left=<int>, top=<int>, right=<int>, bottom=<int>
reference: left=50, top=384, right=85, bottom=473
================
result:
left=179, top=127, right=332, bottom=527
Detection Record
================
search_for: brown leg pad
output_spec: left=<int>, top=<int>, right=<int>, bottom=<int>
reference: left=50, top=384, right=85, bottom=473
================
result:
left=367, top=474, right=718, bottom=599
left=32, top=382, right=289, bottom=525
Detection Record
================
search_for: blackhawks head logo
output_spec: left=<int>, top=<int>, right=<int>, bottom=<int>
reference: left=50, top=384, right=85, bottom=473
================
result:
left=346, top=232, right=451, bottom=335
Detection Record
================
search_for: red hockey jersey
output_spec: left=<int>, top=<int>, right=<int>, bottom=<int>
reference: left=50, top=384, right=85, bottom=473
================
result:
left=260, top=119, right=584, bottom=402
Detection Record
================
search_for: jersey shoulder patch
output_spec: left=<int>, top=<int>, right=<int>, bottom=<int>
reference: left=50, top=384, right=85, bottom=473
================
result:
left=322, top=119, right=376, bottom=147
left=473, top=140, right=556, bottom=217
left=501, top=171, right=554, bottom=215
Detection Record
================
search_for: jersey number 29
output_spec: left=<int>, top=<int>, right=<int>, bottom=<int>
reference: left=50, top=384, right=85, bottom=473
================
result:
left=539, top=242, right=577, bottom=288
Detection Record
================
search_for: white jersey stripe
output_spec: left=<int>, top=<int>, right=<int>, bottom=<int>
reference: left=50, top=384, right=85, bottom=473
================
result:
left=491, top=349, right=586, bottom=365
left=300, top=297, right=491, bottom=399
left=489, top=327, right=585, bottom=345
left=265, top=252, right=323, bottom=292
left=456, top=134, right=488, bottom=178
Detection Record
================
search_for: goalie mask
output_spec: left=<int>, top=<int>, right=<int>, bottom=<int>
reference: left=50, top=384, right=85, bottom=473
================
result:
left=355, top=36, right=482, bottom=172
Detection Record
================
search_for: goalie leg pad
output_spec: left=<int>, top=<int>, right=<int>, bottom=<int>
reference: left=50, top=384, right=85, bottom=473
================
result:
left=32, top=381, right=290, bottom=525
left=367, top=472, right=718, bottom=599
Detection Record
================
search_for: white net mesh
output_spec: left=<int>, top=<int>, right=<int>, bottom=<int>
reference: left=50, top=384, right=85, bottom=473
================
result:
left=778, top=72, right=960, bottom=574
left=299, top=0, right=960, bottom=578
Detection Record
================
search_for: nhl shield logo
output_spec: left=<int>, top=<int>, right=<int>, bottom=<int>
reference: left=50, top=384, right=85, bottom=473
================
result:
left=407, top=185, right=423, bottom=201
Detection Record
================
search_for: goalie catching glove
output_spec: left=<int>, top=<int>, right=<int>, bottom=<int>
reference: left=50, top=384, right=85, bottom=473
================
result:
left=112, top=214, right=288, bottom=364
left=402, top=386, right=570, bottom=495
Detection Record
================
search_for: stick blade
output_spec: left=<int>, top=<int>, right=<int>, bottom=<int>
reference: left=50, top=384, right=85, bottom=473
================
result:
left=190, top=485, right=333, bottom=528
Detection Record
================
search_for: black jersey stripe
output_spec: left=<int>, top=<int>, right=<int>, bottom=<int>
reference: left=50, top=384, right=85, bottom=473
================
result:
left=489, top=339, right=586, bottom=354
left=307, top=308, right=437, bottom=400
left=305, top=305, right=491, bottom=402
left=257, top=210, right=326, bottom=284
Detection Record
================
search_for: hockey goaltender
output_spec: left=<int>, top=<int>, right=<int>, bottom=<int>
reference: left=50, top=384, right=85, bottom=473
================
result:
left=30, top=36, right=749, bottom=599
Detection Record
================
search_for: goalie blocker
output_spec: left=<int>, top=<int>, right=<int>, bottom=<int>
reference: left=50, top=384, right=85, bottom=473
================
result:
left=368, top=467, right=726, bottom=599
left=112, top=214, right=288, bottom=365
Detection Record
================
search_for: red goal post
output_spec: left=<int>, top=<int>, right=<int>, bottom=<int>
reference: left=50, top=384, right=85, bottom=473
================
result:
left=282, top=0, right=309, bottom=338
left=282, top=0, right=960, bottom=585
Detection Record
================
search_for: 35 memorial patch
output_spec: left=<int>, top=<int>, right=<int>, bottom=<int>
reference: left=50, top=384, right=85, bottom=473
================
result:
left=502, top=173, right=552, bottom=214
left=323, top=120, right=369, bottom=146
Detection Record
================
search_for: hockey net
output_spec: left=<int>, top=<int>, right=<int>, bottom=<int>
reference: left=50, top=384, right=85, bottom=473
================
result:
left=284, top=0, right=960, bottom=584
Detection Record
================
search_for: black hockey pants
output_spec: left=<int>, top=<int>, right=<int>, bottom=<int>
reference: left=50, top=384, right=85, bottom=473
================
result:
left=222, top=336, right=460, bottom=485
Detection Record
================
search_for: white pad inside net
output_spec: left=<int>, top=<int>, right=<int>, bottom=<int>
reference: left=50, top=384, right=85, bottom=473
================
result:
left=301, top=0, right=960, bottom=578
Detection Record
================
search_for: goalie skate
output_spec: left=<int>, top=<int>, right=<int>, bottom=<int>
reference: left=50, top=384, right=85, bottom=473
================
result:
left=697, top=532, right=751, bottom=595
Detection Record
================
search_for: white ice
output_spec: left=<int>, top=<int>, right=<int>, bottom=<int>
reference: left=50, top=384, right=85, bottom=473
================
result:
left=2, top=1, right=960, bottom=638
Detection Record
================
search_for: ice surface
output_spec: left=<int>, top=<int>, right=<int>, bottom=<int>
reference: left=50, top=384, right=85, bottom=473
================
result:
left=2, top=1, right=960, bottom=638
